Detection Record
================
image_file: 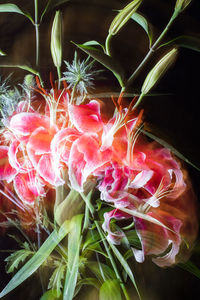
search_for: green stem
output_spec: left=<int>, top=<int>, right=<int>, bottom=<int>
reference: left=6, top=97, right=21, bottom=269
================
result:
left=34, top=0, right=40, bottom=68
left=125, top=10, right=179, bottom=90
left=57, top=66, right=62, bottom=89
left=95, top=221, right=131, bottom=300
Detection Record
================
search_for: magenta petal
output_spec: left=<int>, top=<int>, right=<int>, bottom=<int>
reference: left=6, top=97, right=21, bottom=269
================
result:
left=9, top=112, right=50, bottom=136
left=130, top=170, right=154, bottom=189
left=14, top=171, right=46, bottom=204
left=51, top=127, right=81, bottom=165
left=8, top=140, right=33, bottom=173
left=68, top=134, right=111, bottom=191
left=37, top=154, right=64, bottom=187
left=102, top=209, right=131, bottom=245
left=0, top=146, right=17, bottom=182
left=68, top=100, right=103, bottom=133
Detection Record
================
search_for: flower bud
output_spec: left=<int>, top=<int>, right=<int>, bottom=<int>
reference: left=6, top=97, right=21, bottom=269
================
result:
left=109, top=0, right=142, bottom=35
left=175, top=0, right=192, bottom=12
left=51, top=11, right=62, bottom=68
left=141, top=48, right=178, bottom=95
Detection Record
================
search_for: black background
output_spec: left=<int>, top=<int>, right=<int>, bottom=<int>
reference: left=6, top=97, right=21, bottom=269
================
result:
left=0, top=0, right=200, bottom=299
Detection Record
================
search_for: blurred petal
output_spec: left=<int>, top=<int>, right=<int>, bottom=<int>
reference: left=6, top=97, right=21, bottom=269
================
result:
left=68, top=100, right=103, bottom=133
left=9, top=112, right=50, bottom=136
left=68, top=134, right=111, bottom=191
left=0, top=146, right=17, bottom=182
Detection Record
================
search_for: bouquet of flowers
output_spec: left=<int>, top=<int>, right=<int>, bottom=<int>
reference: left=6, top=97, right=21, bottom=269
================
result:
left=0, top=0, right=199, bottom=299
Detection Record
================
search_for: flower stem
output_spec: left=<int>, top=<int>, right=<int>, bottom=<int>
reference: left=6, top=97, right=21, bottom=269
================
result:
left=95, top=221, right=131, bottom=300
left=125, top=10, right=179, bottom=90
left=57, top=66, right=62, bottom=89
left=34, top=0, right=40, bottom=68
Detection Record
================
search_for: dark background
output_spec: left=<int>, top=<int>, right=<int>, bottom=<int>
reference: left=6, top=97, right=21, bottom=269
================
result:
left=0, top=0, right=200, bottom=299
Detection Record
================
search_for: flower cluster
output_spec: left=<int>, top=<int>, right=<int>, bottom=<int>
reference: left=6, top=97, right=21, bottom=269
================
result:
left=0, top=83, right=198, bottom=267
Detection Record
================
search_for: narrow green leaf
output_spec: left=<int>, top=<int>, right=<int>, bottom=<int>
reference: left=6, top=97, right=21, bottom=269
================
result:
left=63, top=214, right=83, bottom=300
left=131, top=12, right=152, bottom=46
left=0, top=64, right=39, bottom=75
left=141, top=129, right=200, bottom=171
left=72, top=42, right=125, bottom=86
left=0, top=4, right=33, bottom=23
left=0, top=3, right=24, bottom=14
left=99, top=279, right=122, bottom=300
left=83, top=40, right=105, bottom=52
left=179, top=260, right=200, bottom=279
left=0, top=220, right=70, bottom=298
left=78, top=277, right=100, bottom=289
left=86, top=261, right=116, bottom=282
left=159, top=35, right=200, bottom=52
left=80, top=190, right=94, bottom=216
left=0, top=49, right=6, bottom=56
left=107, top=241, right=141, bottom=300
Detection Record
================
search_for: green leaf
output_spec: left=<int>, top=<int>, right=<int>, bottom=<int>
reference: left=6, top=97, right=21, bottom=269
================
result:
left=86, top=261, right=116, bottom=282
left=5, top=249, right=33, bottom=273
left=40, top=289, right=62, bottom=300
left=78, top=277, right=100, bottom=290
left=131, top=12, right=152, bottom=46
left=72, top=42, right=125, bottom=87
left=48, top=262, right=66, bottom=298
left=179, top=261, right=200, bottom=279
left=159, top=35, right=200, bottom=52
left=0, top=3, right=24, bottom=14
left=99, top=279, right=122, bottom=300
left=0, top=220, right=70, bottom=298
left=82, top=231, right=101, bottom=252
left=80, top=190, right=94, bottom=216
left=126, top=230, right=141, bottom=248
left=83, top=40, right=105, bottom=52
left=0, top=64, right=39, bottom=75
left=141, top=129, right=200, bottom=171
left=107, top=241, right=141, bottom=300
left=0, top=49, right=6, bottom=56
left=0, top=4, right=33, bottom=23
left=63, top=214, right=83, bottom=300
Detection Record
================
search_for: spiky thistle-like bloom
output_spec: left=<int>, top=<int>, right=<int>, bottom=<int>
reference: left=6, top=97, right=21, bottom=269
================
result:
left=62, top=52, right=99, bottom=95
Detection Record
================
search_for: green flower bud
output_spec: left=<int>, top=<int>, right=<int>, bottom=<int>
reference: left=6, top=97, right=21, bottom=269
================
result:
left=51, top=11, right=62, bottom=68
left=175, top=0, right=192, bottom=12
left=109, top=0, right=142, bottom=35
left=141, top=48, right=178, bottom=95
